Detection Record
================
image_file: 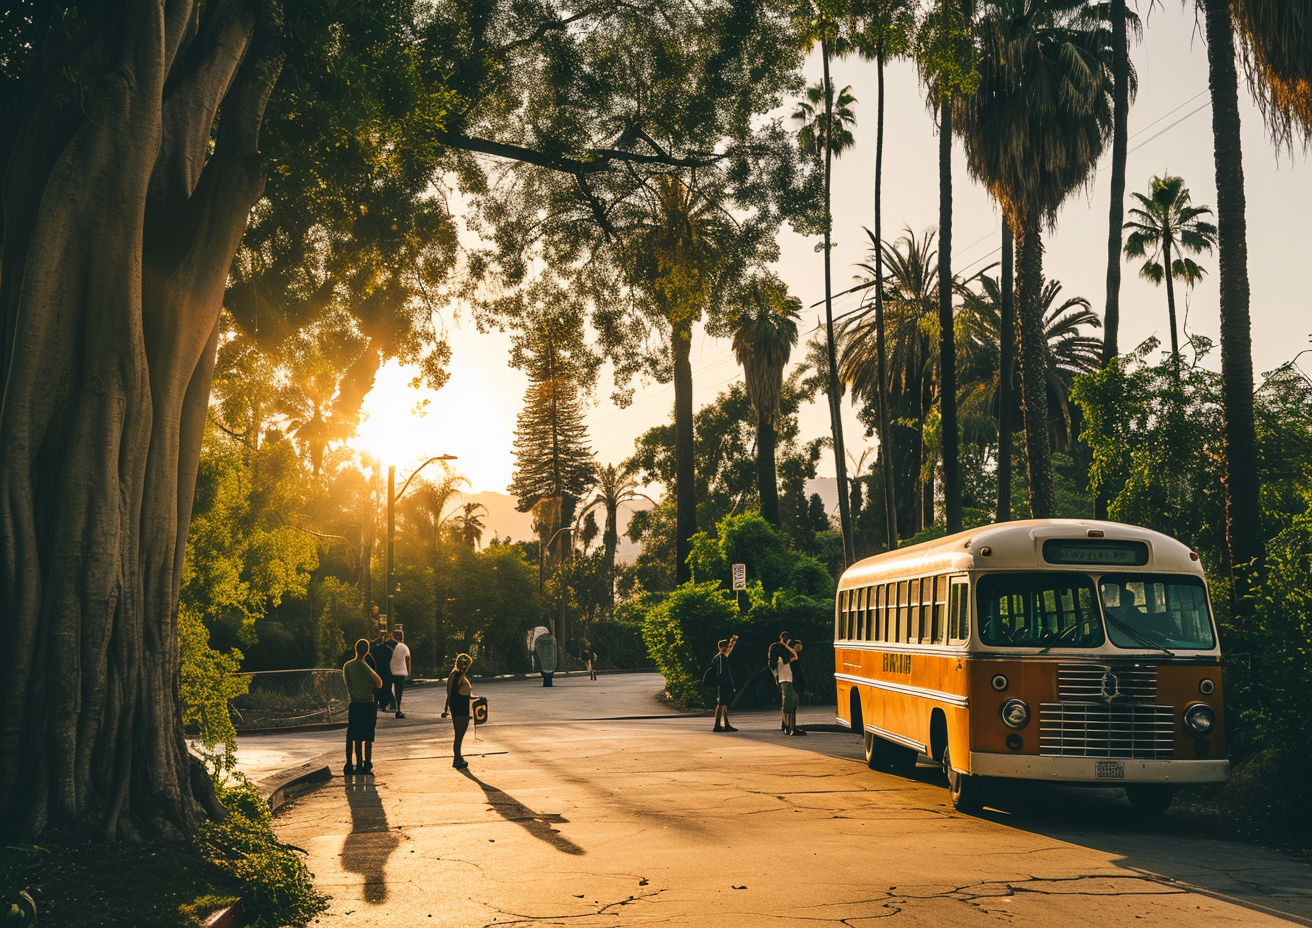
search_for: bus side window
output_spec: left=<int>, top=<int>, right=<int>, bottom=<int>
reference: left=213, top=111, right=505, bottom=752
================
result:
left=897, top=580, right=906, bottom=643
left=837, top=589, right=848, bottom=640
left=933, top=575, right=948, bottom=644
left=875, top=585, right=885, bottom=642
left=856, top=587, right=867, bottom=641
left=949, top=579, right=970, bottom=642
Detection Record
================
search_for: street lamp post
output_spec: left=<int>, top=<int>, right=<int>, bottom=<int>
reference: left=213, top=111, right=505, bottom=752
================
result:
left=387, top=455, right=458, bottom=634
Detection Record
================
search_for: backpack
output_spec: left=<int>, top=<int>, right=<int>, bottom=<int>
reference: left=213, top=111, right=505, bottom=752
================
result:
left=701, top=658, right=718, bottom=687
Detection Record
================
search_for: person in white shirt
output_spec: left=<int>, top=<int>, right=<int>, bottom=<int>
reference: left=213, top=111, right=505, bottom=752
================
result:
left=389, top=630, right=412, bottom=719
left=774, top=637, right=801, bottom=736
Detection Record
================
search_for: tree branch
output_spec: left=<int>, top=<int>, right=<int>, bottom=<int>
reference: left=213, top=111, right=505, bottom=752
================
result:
left=434, top=130, right=724, bottom=176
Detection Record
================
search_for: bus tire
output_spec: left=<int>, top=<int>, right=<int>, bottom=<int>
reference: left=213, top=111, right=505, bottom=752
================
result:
left=863, top=731, right=885, bottom=770
left=1125, top=784, right=1174, bottom=815
left=944, top=747, right=984, bottom=813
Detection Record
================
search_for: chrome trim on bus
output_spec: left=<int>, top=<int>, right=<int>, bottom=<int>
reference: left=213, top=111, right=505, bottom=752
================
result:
left=967, top=753, right=1230, bottom=784
left=836, top=672, right=970, bottom=709
left=864, top=723, right=926, bottom=754
left=834, top=715, right=852, bottom=729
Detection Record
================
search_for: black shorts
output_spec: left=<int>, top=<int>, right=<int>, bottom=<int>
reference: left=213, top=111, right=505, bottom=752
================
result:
left=449, top=692, right=471, bottom=718
left=717, top=681, right=734, bottom=704
left=347, top=701, right=377, bottom=742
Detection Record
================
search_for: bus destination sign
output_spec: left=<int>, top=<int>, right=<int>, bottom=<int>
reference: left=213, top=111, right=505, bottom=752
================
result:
left=1042, top=539, right=1149, bottom=566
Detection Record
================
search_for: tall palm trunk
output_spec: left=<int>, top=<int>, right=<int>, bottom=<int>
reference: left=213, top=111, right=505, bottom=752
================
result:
left=757, top=407, right=780, bottom=525
left=603, top=503, right=619, bottom=615
left=1201, top=0, right=1264, bottom=582
left=939, top=97, right=961, bottom=533
left=997, top=223, right=1015, bottom=522
left=1101, top=0, right=1129, bottom=366
left=822, top=39, right=856, bottom=567
left=1016, top=212, right=1056, bottom=518
left=921, top=373, right=934, bottom=528
left=1162, top=233, right=1181, bottom=379
left=875, top=50, right=899, bottom=549
left=673, top=324, right=696, bottom=585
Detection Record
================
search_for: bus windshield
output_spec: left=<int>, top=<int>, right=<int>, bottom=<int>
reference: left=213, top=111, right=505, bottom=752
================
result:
left=978, top=573, right=1106, bottom=648
left=1099, top=574, right=1215, bottom=650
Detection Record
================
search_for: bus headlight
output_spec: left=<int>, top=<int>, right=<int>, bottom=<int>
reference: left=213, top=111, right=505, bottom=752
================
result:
left=1000, top=698, right=1030, bottom=730
left=1184, top=703, right=1215, bottom=734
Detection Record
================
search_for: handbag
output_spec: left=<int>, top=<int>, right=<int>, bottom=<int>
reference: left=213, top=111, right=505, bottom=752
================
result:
left=701, top=661, right=717, bottom=688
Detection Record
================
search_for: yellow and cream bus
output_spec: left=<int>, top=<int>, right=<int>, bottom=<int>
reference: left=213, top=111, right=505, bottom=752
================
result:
left=834, top=519, right=1229, bottom=813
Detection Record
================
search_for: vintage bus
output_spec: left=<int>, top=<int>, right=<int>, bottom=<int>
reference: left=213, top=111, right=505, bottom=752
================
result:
left=834, top=519, right=1229, bottom=813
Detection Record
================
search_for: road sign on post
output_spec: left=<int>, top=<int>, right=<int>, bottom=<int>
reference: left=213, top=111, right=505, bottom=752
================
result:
left=731, top=563, right=747, bottom=590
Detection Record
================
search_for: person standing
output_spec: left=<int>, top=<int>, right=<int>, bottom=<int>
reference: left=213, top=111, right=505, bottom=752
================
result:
left=775, top=638, right=802, bottom=736
left=441, top=653, right=475, bottom=769
left=767, top=631, right=790, bottom=731
left=584, top=649, right=598, bottom=681
left=390, top=630, right=412, bottom=719
left=371, top=633, right=395, bottom=712
left=343, top=639, right=383, bottom=776
left=711, top=635, right=739, bottom=732
left=788, top=639, right=807, bottom=736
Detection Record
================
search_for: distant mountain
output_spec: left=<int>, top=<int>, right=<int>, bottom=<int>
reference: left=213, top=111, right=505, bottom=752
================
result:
left=466, top=490, right=652, bottom=563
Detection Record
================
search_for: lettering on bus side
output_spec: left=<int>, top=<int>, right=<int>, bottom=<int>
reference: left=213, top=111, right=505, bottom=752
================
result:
left=882, top=653, right=912, bottom=674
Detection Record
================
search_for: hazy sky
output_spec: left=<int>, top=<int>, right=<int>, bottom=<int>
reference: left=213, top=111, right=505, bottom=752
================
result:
left=357, top=3, right=1311, bottom=496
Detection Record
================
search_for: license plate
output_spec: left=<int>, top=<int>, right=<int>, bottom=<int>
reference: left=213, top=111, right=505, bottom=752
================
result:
left=1095, top=761, right=1125, bottom=779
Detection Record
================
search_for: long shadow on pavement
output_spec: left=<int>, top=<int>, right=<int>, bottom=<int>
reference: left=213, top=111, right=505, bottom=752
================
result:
left=459, top=769, right=585, bottom=855
left=341, top=774, right=402, bottom=904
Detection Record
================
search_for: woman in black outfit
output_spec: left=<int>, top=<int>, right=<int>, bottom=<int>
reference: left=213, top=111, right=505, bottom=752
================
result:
left=442, top=652, right=474, bottom=769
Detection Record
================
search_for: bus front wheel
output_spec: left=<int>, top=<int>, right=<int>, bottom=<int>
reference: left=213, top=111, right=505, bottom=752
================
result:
left=863, top=731, right=883, bottom=770
left=943, top=748, right=984, bottom=814
left=1125, top=784, right=1174, bottom=815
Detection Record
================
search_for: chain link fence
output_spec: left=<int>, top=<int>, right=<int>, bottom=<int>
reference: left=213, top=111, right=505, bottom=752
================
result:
left=229, top=669, right=350, bottom=731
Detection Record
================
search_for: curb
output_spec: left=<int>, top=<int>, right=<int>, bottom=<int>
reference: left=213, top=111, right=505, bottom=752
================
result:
left=259, top=750, right=338, bottom=814
left=204, top=899, right=244, bottom=928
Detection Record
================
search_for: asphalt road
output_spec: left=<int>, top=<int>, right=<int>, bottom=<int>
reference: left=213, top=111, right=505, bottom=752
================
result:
left=270, top=673, right=1312, bottom=927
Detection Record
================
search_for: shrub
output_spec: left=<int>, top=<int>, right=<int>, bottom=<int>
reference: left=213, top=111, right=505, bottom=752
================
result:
left=642, top=582, right=742, bottom=706
left=195, top=779, right=328, bottom=928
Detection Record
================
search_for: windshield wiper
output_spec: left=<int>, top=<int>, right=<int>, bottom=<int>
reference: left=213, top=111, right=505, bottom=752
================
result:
left=1105, top=613, right=1175, bottom=657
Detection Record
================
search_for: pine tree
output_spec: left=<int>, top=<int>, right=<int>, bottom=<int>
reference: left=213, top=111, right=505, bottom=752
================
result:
left=508, top=306, right=597, bottom=563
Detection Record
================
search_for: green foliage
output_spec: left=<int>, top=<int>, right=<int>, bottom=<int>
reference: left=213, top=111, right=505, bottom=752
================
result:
left=1, top=845, right=44, bottom=927
left=642, top=582, right=742, bottom=706
left=178, top=606, right=248, bottom=778
left=311, top=577, right=367, bottom=666
left=194, top=780, right=327, bottom=928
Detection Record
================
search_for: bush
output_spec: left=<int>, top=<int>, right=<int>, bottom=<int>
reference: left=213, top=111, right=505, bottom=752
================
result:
left=582, top=604, right=651, bottom=670
left=195, top=779, right=327, bottom=928
left=642, top=582, right=741, bottom=706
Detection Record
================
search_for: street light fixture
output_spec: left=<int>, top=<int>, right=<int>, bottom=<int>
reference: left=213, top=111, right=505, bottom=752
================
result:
left=387, top=455, right=458, bottom=634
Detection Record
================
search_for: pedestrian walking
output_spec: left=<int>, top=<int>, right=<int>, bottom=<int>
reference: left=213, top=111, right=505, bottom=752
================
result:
left=441, top=653, right=475, bottom=769
left=343, top=639, right=383, bottom=776
left=711, top=635, right=739, bottom=732
left=371, top=633, right=395, bottom=712
left=390, top=630, right=412, bottom=718
left=584, top=649, right=598, bottom=681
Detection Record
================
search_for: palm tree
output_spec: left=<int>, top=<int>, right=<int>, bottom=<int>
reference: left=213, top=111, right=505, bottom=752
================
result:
left=730, top=276, right=801, bottom=526
left=453, top=502, right=487, bottom=550
left=627, top=176, right=726, bottom=585
left=1200, top=0, right=1264, bottom=581
left=795, top=65, right=859, bottom=567
left=954, top=0, right=1113, bottom=519
left=848, top=0, right=915, bottom=549
left=1123, top=175, right=1217, bottom=378
left=577, top=463, right=643, bottom=614
left=1100, top=0, right=1141, bottom=366
left=841, top=227, right=940, bottom=534
left=957, top=273, right=1102, bottom=471
left=917, top=0, right=977, bottom=534
left=1230, top=0, right=1312, bottom=151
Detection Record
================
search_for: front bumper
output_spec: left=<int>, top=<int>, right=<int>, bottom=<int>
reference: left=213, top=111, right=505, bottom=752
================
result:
left=968, top=753, right=1231, bottom=784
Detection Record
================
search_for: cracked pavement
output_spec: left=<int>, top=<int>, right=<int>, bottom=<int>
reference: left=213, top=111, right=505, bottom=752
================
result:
left=270, top=673, right=1312, bottom=927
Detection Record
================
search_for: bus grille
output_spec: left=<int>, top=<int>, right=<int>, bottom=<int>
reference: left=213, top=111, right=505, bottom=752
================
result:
left=1058, top=663, right=1157, bottom=701
left=1039, top=703, right=1175, bottom=759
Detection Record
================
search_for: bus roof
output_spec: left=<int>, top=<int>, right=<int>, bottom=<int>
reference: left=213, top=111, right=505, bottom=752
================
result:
left=838, top=519, right=1204, bottom=589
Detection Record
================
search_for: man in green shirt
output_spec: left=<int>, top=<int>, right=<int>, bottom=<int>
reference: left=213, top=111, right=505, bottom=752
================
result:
left=343, top=639, right=383, bottom=775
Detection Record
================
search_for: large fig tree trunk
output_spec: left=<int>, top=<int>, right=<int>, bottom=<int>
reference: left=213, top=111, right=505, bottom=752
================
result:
left=0, top=0, right=279, bottom=841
